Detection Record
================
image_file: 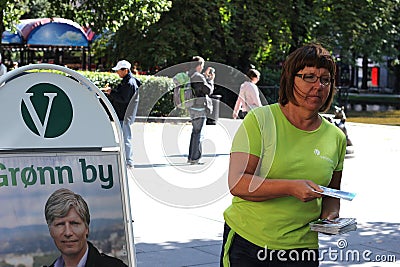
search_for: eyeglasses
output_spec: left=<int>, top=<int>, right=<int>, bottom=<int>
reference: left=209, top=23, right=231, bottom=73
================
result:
left=295, top=73, right=333, bottom=87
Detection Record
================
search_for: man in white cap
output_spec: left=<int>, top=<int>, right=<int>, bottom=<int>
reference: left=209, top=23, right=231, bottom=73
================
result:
left=105, top=60, right=141, bottom=169
left=0, top=54, right=7, bottom=77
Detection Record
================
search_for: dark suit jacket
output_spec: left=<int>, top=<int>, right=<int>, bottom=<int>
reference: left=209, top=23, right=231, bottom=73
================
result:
left=47, top=241, right=128, bottom=267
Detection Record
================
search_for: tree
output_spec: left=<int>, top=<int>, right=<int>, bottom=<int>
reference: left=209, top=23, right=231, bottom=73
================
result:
left=1, top=0, right=171, bottom=68
left=0, top=0, right=28, bottom=52
left=4, top=0, right=400, bottom=92
left=114, top=0, right=283, bottom=72
left=218, top=0, right=289, bottom=72
left=1, top=0, right=170, bottom=48
left=21, top=0, right=51, bottom=19
left=312, top=0, right=400, bottom=89
left=45, top=0, right=171, bottom=34
left=111, top=0, right=225, bottom=71
left=46, top=0, right=172, bottom=68
left=111, top=0, right=336, bottom=73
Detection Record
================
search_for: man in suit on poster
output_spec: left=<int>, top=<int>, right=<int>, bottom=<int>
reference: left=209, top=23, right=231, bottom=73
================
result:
left=44, top=188, right=128, bottom=267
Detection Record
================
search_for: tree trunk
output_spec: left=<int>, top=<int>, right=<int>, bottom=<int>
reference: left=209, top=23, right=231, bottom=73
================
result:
left=350, top=51, right=356, bottom=88
left=394, top=64, right=400, bottom=94
left=361, top=54, right=368, bottom=89
left=0, top=5, right=4, bottom=54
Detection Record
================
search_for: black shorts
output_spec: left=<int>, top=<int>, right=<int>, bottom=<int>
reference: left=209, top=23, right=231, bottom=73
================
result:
left=220, top=223, right=319, bottom=267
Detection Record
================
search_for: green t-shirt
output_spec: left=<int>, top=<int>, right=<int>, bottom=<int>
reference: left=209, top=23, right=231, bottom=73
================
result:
left=224, top=103, right=347, bottom=250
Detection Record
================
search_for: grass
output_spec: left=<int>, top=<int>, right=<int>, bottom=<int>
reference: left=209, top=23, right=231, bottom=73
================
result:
left=346, top=110, right=400, bottom=126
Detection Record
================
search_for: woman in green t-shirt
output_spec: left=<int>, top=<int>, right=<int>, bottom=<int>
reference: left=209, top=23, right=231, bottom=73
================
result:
left=221, top=43, right=347, bottom=267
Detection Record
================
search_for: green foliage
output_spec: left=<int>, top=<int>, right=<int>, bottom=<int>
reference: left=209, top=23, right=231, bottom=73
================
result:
left=0, top=0, right=28, bottom=35
left=311, top=0, right=400, bottom=64
left=77, top=71, right=175, bottom=117
left=77, top=70, right=121, bottom=88
left=111, top=0, right=224, bottom=70
left=117, top=0, right=285, bottom=72
left=3, top=0, right=400, bottom=93
left=219, top=0, right=277, bottom=71
left=1, top=0, right=171, bottom=60
left=260, top=66, right=281, bottom=86
left=21, top=0, right=51, bottom=19
left=44, top=0, right=171, bottom=34
left=134, top=75, right=175, bottom=117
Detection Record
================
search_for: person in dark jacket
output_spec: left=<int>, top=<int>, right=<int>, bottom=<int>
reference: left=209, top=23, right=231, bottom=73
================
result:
left=105, top=60, right=140, bottom=168
left=187, top=56, right=215, bottom=164
left=47, top=241, right=127, bottom=267
left=44, top=188, right=128, bottom=267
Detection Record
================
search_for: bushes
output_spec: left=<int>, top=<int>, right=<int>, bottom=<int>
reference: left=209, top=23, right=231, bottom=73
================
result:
left=77, top=70, right=121, bottom=89
left=77, top=71, right=175, bottom=117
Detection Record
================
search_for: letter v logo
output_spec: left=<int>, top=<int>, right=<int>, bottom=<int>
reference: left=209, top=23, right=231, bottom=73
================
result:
left=21, top=83, right=73, bottom=138
left=23, top=92, right=57, bottom=137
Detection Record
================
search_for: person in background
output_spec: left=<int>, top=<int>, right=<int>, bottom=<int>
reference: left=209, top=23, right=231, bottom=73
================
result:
left=132, top=62, right=140, bottom=75
left=0, top=54, right=7, bottom=77
left=232, top=68, right=262, bottom=119
left=221, top=43, right=347, bottom=266
left=187, top=56, right=215, bottom=164
left=12, top=61, right=19, bottom=70
left=105, top=60, right=141, bottom=169
left=44, top=188, right=127, bottom=267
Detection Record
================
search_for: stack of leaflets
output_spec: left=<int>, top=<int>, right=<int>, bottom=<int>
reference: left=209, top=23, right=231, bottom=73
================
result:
left=310, top=218, right=357, bottom=235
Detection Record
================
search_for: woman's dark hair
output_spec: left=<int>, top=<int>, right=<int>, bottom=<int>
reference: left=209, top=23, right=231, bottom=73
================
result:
left=246, top=69, right=260, bottom=80
left=278, top=43, right=336, bottom=112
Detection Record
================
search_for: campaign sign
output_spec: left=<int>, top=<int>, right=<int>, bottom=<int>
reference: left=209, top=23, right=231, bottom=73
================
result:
left=0, top=65, right=135, bottom=266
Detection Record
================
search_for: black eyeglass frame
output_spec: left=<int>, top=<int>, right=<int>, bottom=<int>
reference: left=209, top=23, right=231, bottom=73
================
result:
left=294, top=73, right=334, bottom=87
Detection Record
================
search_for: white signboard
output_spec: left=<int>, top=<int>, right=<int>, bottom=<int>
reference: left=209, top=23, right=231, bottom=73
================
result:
left=0, top=64, right=135, bottom=267
left=0, top=70, right=117, bottom=150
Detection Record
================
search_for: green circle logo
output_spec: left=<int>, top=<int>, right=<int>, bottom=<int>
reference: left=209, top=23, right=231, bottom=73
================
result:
left=21, top=83, right=73, bottom=138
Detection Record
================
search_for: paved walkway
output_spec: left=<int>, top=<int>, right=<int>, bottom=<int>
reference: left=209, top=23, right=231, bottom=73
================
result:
left=127, top=118, right=400, bottom=266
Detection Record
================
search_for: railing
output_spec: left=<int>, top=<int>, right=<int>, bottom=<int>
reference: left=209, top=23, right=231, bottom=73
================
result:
left=337, top=87, right=400, bottom=110
left=258, top=85, right=279, bottom=104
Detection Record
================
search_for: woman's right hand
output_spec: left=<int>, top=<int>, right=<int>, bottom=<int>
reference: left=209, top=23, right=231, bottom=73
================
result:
left=289, top=180, right=323, bottom=202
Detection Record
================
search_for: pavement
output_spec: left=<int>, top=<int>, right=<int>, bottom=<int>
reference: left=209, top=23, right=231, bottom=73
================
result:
left=127, top=118, right=400, bottom=267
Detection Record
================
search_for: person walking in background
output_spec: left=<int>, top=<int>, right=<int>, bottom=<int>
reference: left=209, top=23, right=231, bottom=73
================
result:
left=232, top=68, right=262, bottom=119
left=221, top=43, right=347, bottom=266
left=187, top=56, right=215, bottom=164
left=44, top=188, right=127, bottom=266
left=0, top=54, right=7, bottom=77
left=105, top=60, right=141, bottom=169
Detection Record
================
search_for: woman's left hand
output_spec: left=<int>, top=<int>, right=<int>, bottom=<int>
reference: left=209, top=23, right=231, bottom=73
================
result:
left=324, top=211, right=339, bottom=220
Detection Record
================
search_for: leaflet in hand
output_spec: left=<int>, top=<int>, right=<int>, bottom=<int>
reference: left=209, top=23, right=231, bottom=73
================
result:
left=314, top=186, right=356, bottom=201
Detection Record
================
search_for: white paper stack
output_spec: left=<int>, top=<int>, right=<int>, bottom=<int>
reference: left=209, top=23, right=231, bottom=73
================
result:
left=309, top=218, right=357, bottom=235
